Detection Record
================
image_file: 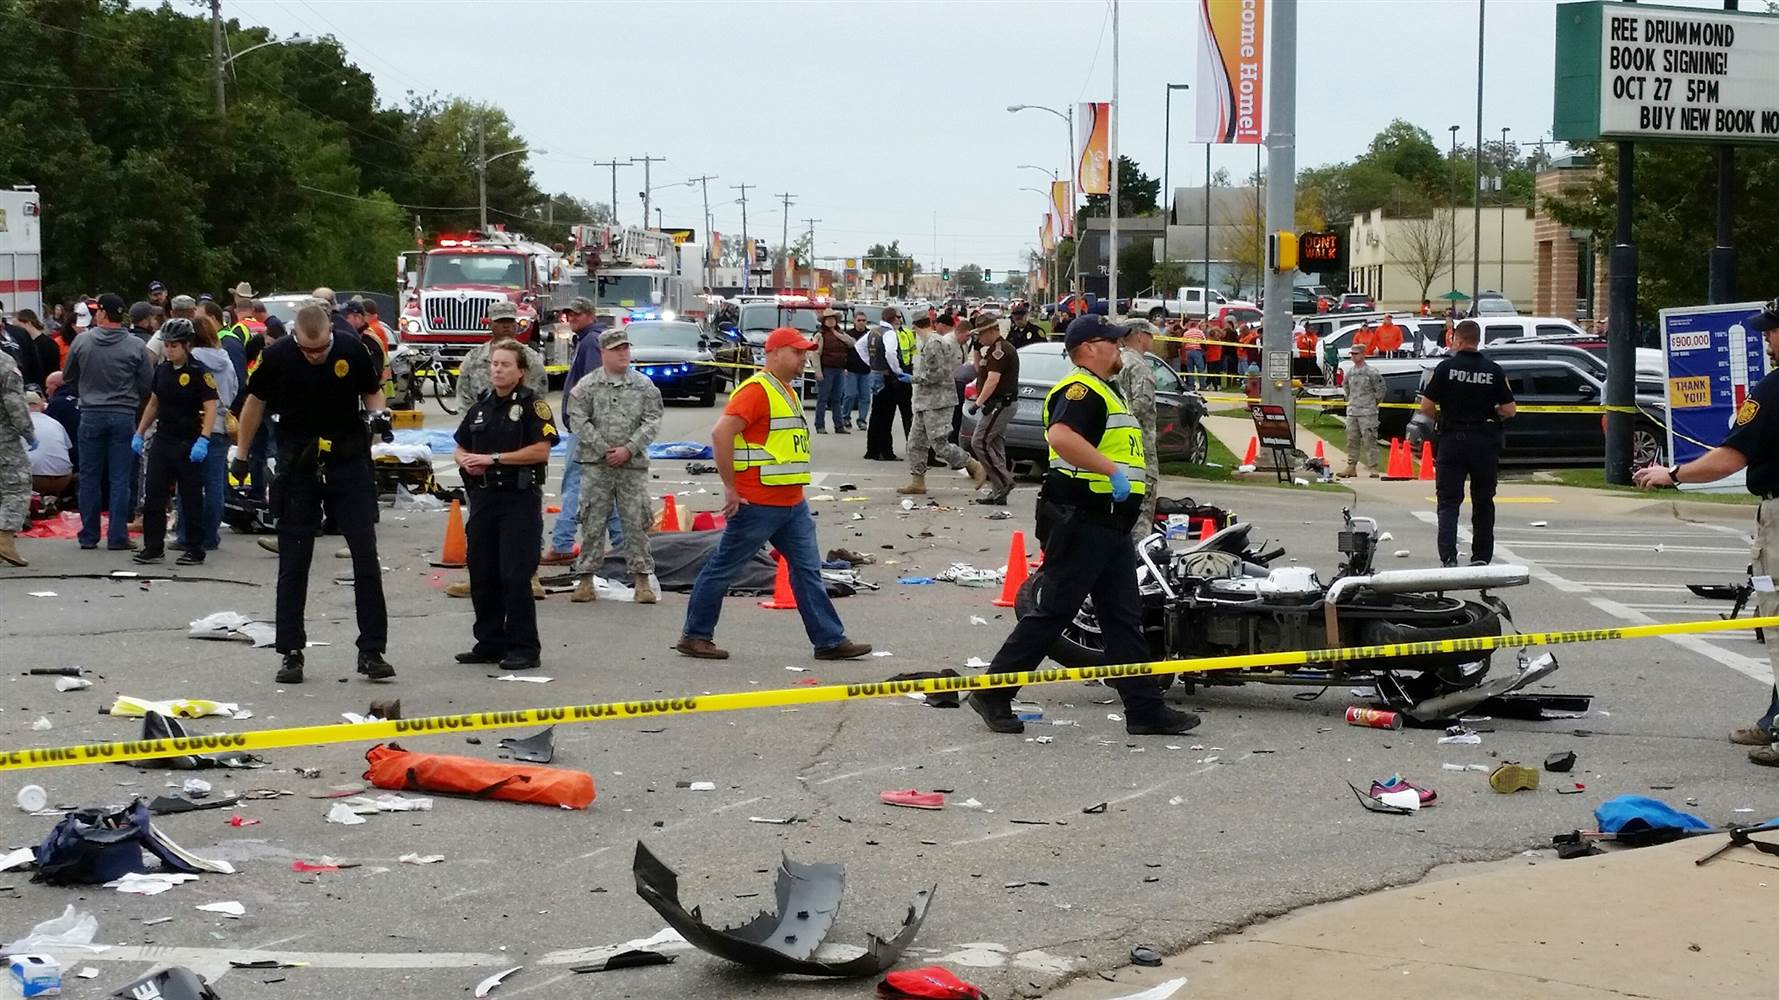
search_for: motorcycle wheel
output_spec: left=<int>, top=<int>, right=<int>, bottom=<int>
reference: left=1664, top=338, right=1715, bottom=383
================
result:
left=1013, top=570, right=1107, bottom=668
left=1357, top=599, right=1501, bottom=700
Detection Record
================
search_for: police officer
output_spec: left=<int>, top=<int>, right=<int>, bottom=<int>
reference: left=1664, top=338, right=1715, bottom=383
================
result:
left=966, top=315, right=1199, bottom=738
left=565, top=327, right=662, bottom=605
left=232, top=303, right=396, bottom=685
left=1418, top=319, right=1515, bottom=568
left=1634, top=298, right=1779, bottom=766
left=1116, top=319, right=1161, bottom=538
left=0, top=346, right=31, bottom=567
left=452, top=341, right=560, bottom=671
left=457, top=302, right=546, bottom=409
left=1339, top=343, right=1385, bottom=478
left=865, top=307, right=915, bottom=462
left=130, top=319, right=215, bottom=566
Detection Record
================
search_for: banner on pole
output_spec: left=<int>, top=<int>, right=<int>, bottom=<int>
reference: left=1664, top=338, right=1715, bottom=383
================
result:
left=1076, top=101, right=1111, bottom=195
left=1041, top=214, right=1056, bottom=252
left=1195, top=0, right=1266, bottom=144
left=1050, top=180, right=1074, bottom=237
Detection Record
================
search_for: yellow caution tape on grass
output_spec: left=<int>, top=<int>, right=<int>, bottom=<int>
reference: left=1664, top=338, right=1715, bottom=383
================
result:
left=2, top=615, right=1773, bottom=773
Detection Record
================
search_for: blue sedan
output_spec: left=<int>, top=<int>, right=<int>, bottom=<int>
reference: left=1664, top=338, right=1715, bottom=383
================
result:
left=623, top=321, right=721, bottom=406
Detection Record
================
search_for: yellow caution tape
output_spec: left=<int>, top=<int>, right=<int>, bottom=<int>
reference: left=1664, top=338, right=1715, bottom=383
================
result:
left=2, top=615, right=1772, bottom=773
left=1200, top=391, right=1645, bottom=416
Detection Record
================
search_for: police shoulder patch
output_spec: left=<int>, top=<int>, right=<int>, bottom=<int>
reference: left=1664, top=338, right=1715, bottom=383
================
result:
left=1064, top=382, right=1089, bottom=401
left=333, top=359, right=349, bottom=378
left=1737, top=398, right=1760, bottom=426
left=203, top=373, right=217, bottom=389
left=534, top=400, right=552, bottom=420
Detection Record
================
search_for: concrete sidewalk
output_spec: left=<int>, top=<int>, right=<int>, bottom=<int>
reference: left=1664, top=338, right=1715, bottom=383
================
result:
left=1047, top=836, right=1779, bottom=999
left=1195, top=412, right=1753, bottom=526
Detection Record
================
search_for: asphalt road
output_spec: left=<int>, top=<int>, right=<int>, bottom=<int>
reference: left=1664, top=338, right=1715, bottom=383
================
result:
left=2, top=394, right=1772, bottom=1000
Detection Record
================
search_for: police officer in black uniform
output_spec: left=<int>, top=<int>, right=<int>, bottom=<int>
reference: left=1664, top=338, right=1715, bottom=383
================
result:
left=1418, top=318, right=1516, bottom=568
left=966, top=316, right=1199, bottom=738
left=1634, top=298, right=1779, bottom=766
left=452, top=341, right=559, bottom=671
left=131, top=319, right=216, bottom=566
left=231, top=303, right=396, bottom=686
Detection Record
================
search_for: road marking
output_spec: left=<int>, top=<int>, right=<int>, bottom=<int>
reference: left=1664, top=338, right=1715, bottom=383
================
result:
left=1497, top=540, right=1745, bottom=554
left=1537, top=562, right=1735, bottom=574
left=1426, top=496, right=1556, bottom=504
left=1412, top=511, right=1770, bottom=684
left=1569, top=582, right=1699, bottom=593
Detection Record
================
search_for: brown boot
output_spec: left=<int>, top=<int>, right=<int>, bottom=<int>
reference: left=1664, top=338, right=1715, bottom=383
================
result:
left=1337, top=466, right=1357, bottom=478
left=674, top=636, right=729, bottom=659
left=1731, top=725, right=1775, bottom=746
left=966, top=459, right=987, bottom=489
left=0, top=531, right=25, bottom=567
left=896, top=475, right=927, bottom=495
left=571, top=576, right=597, bottom=603
left=445, top=579, right=470, bottom=598
left=813, top=639, right=872, bottom=660
left=633, top=574, right=658, bottom=605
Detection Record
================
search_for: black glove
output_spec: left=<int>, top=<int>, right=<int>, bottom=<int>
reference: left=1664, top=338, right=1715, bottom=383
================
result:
left=229, top=458, right=250, bottom=483
left=367, top=409, right=394, bottom=443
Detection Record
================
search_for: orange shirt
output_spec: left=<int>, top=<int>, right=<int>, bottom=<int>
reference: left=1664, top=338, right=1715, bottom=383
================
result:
left=1375, top=319, right=1403, bottom=353
left=725, top=379, right=803, bottom=507
left=1353, top=327, right=1379, bottom=354
left=1293, top=330, right=1317, bottom=358
left=1238, top=329, right=1259, bottom=360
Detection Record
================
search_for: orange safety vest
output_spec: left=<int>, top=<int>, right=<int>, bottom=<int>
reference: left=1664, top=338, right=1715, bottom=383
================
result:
left=1293, top=330, right=1317, bottom=358
left=365, top=319, right=391, bottom=355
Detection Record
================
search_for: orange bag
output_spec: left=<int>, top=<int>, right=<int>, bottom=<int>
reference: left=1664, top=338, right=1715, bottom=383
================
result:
left=362, top=743, right=595, bottom=809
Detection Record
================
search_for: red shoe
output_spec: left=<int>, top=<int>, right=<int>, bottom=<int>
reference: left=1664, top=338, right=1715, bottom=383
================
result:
left=877, top=966, right=984, bottom=999
left=880, top=789, right=945, bottom=810
left=539, top=547, right=579, bottom=566
left=1369, top=775, right=1436, bottom=805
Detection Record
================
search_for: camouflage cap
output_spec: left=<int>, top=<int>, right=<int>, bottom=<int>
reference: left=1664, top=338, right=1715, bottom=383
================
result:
left=487, top=300, right=519, bottom=321
left=598, top=327, right=630, bottom=350
left=565, top=296, right=597, bottom=314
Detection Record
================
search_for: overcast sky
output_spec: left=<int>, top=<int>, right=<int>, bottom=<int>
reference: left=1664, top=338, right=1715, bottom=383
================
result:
left=223, top=0, right=1732, bottom=273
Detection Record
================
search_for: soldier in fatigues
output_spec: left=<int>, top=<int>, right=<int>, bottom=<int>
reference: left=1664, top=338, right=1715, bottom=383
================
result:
left=456, top=301, right=547, bottom=409
left=1339, top=344, right=1385, bottom=478
left=566, top=327, right=663, bottom=605
left=1116, top=320, right=1161, bottom=538
left=897, top=315, right=985, bottom=495
left=0, top=350, right=33, bottom=567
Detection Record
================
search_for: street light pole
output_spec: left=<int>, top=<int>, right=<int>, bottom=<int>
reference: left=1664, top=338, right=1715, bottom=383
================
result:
left=1008, top=103, right=1076, bottom=295
left=1020, top=186, right=1057, bottom=299
left=1499, top=125, right=1510, bottom=291
left=1108, top=0, right=1121, bottom=319
left=1163, top=84, right=1189, bottom=228
left=1448, top=124, right=1460, bottom=305
left=475, top=138, right=539, bottom=233
left=1470, top=0, right=1486, bottom=307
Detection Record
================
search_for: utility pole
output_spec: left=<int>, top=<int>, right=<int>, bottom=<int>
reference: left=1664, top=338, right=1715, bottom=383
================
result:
left=590, top=159, right=630, bottom=227
left=802, top=218, right=821, bottom=292
left=1710, top=0, right=1740, bottom=305
left=1470, top=0, right=1486, bottom=306
left=210, top=0, right=226, bottom=115
left=632, top=153, right=665, bottom=227
left=1108, top=0, right=1120, bottom=319
left=1260, top=0, right=1298, bottom=415
left=1499, top=125, right=1510, bottom=292
left=476, top=117, right=487, bottom=231
left=732, top=182, right=754, bottom=294
left=775, top=191, right=796, bottom=285
left=687, top=174, right=719, bottom=267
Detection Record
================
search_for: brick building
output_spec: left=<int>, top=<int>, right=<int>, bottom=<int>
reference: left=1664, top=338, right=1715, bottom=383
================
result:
left=1531, top=155, right=1606, bottom=324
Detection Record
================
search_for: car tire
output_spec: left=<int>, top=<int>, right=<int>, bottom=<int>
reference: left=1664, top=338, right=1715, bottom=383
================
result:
left=1632, top=425, right=1665, bottom=469
left=1185, top=424, right=1209, bottom=465
left=698, top=381, right=718, bottom=407
left=1148, top=307, right=1166, bottom=322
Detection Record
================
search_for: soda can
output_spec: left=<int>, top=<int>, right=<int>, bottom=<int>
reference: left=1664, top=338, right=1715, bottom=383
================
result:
left=1345, top=706, right=1403, bottom=731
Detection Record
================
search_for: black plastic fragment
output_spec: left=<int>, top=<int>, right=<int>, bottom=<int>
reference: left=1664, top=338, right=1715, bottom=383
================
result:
left=497, top=726, right=555, bottom=764
left=112, top=966, right=220, bottom=999
left=570, top=949, right=676, bottom=973
left=1130, top=945, right=1163, bottom=967
left=1545, top=750, right=1577, bottom=773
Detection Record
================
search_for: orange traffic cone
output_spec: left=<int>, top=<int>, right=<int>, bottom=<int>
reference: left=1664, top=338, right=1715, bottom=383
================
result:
left=1242, top=436, right=1259, bottom=466
left=993, top=531, right=1030, bottom=608
left=658, top=494, right=681, bottom=533
left=431, top=499, right=467, bottom=568
left=1381, top=438, right=1411, bottom=480
left=1418, top=440, right=1436, bottom=481
left=1313, top=439, right=1326, bottom=463
left=758, top=552, right=797, bottom=610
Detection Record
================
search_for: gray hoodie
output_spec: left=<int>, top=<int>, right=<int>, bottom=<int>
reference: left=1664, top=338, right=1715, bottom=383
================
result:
left=63, top=324, right=152, bottom=415
left=191, top=346, right=237, bottom=435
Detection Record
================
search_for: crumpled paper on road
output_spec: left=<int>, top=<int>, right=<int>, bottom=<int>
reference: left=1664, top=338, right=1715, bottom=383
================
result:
left=1, top=905, right=109, bottom=953
left=108, top=695, right=242, bottom=719
left=187, top=611, right=276, bottom=648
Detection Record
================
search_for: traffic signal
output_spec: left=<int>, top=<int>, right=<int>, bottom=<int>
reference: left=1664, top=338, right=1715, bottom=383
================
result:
left=942, top=267, right=951, bottom=281
left=983, top=270, right=992, bottom=281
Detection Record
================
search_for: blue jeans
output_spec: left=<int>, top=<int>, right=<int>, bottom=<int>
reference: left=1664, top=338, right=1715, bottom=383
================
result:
left=1183, top=349, right=1205, bottom=388
left=177, top=431, right=227, bottom=549
left=847, top=371, right=875, bottom=426
left=549, top=438, right=623, bottom=555
left=682, top=500, right=847, bottom=651
left=78, top=410, right=136, bottom=548
left=815, top=369, right=848, bottom=431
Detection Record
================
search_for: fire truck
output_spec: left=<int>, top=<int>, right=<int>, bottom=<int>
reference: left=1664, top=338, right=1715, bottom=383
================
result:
left=396, top=230, right=570, bottom=372
left=0, top=187, right=43, bottom=319
left=570, top=226, right=709, bottom=325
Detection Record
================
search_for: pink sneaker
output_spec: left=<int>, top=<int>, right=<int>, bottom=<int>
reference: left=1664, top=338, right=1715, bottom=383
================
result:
left=1369, top=775, right=1437, bottom=805
left=880, top=789, right=946, bottom=810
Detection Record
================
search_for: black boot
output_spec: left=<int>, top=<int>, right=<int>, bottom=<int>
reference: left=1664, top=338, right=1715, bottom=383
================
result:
left=1125, top=706, right=1202, bottom=736
left=967, top=690, right=1024, bottom=734
left=357, top=652, right=396, bottom=680
left=276, top=651, right=304, bottom=684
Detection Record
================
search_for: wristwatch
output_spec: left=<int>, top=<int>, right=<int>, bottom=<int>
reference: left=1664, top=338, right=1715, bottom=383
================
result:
left=1666, top=463, right=1682, bottom=487
left=491, top=452, right=502, bottom=466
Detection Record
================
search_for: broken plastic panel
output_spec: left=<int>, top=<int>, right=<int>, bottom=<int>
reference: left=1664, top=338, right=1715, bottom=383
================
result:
left=497, top=726, right=555, bottom=764
left=569, top=950, right=676, bottom=974
left=632, top=842, right=934, bottom=978
left=132, top=711, right=264, bottom=771
left=110, top=966, right=220, bottom=1000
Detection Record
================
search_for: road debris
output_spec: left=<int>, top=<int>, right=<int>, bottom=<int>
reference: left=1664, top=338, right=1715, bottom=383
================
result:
left=570, top=950, right=676, bottom=973
left=881, top=789, right=945, bottom=810
left=399, top=853, right=446, bottom=865
left=474, top=965, right=522, bottom=997
left=497, top=726, right=556, bottom=764
left=1545, top=750, right=1578, bottom=773
left=195, top=900, right=245, bottom=918
left=1489, top=763, right=1541, bottom=793
left=877, top=966, right=985, bottom=998
left=1129, top=944, right=1163, bottom=967
left=109, top=967, right=218, bottom=1000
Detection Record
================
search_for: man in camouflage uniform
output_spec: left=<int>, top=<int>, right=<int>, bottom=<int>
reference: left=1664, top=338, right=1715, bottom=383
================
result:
left=565, top=327, right=663, bottom=605
left=1339, top=343, right=1385, bottom=478
left=0, top=349, right=33, bottom=566
left=897, top=314, right=985, bottom=495
left=1117, top=320, right=1162, bottom=538
left=456, top=301, right=546, bottom=409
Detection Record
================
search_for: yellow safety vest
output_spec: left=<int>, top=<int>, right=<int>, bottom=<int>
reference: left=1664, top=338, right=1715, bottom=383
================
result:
left=1042, top=368, right=1147, bottom=495
left=731, top=372, right=811, bottom=486
left=896, top=327, right=917, bottom=369
left=220, top=322, right=249, bottom=344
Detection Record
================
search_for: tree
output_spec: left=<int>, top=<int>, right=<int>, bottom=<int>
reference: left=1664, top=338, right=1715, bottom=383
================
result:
left=1151, top=258, right=1191, bottom=296
left=1388, top=211, right=1473, bottom=303
left=1053, top=237, right=1077, bottom=296
left=1117, top=238, right=1155, bottom=295
left=864, top=241, right=914, bottom=296
left=1222, top=201, right=1265, bottom=299
left=955, top=264, right=988, bottom=296
left=1078, top=155, right=1162, bottom=229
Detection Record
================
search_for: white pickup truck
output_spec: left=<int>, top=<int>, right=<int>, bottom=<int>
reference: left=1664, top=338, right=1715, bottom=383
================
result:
left=1129, top=286, right=1227, bottom=322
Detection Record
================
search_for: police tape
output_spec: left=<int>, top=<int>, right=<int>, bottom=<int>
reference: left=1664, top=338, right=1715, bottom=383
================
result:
left=3, top=614, right=1774, bottom=773
left=1196, top=391, right=1647, bottom=416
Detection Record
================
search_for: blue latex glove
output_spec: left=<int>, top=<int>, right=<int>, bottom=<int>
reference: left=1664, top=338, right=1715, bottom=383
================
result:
left=898, top=373, right=912, bottom=384
left=130, top=433, right=145, bottom=455
left=188, top=436, right=210, bottom=463
left=1109, top=469, right=1132, bottom=502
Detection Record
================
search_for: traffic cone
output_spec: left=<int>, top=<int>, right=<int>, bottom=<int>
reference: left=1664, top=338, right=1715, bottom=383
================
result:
left=1199, top=516, right=1217, bottom=541
left=993, top=531, right=1030, bottom=608
left=1242, top=436, right=1259, bottom=466
left=431, top=499, right=467, bottom=568
left=1313, top=439, right=1325, bottom=462
left=658, top=494, right=681, bottom=533
left=1381, top=438, right=1411, bottom=480
left=758, top=552, right=797, bottom=610
left=1418, top=440, right=1436, bottom=481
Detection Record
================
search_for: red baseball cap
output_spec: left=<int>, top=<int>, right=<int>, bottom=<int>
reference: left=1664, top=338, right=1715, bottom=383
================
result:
left=764, top=327, right=817, bottom=351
